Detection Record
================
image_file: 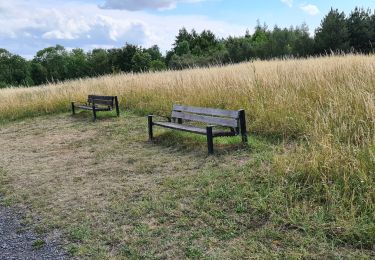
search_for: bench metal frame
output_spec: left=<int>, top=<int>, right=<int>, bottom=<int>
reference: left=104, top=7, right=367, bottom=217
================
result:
left=148, top=105, right=248, bottom=154
left=71, top=95, right=119, bottom=121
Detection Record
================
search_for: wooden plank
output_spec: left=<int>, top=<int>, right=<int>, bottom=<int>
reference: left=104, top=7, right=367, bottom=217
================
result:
left=88, top=99, right=114, bottom=106
left=88, top=95, right=115, bottom=106
left=171, top=111, right=238, bottom=127
left=153, top=122, right=207, bottom=135
left=77, top=105, right=111, bottom=111
left=77, top=105, right=93, bottom=110
left=88, top=95, right=115, bottom=100
left=153, top=122, right=235, bottom=136
left=173, top=105, right=239, bottom=118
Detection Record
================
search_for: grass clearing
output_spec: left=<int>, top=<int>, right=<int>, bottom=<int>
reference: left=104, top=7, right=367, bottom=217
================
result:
left=0, top=55, right=374, bottom=258
left=0, top=112, right=374, bottom=258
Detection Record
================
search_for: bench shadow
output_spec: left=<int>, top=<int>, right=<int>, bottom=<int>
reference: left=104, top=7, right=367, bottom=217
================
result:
left=151, top=131, right=250, bottom=157
left=70, top=111, right=119, bottom=122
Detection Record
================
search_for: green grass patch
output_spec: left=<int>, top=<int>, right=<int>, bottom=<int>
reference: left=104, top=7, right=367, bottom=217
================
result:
left=32, top=239, right=46, bottom=250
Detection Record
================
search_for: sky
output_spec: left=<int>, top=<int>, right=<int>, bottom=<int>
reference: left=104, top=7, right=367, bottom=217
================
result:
left=1, top=0, right=375, bottom=58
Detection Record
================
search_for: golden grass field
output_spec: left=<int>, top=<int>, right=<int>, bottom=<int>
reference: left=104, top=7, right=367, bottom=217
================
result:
left=0, top=54, right=374, bottom=258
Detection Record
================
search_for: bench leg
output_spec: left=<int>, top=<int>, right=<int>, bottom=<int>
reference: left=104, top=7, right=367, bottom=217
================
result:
left=115, top=96, right=120, bottom=117
left=71, top=102, right=75, bottom=115
left=239, top=109, right=248, bottom=144
left=92, top=108, right=97, bottom=121
left=148, top=115, right=154, bottom=141
left=206, top=126, right=214, bottom=154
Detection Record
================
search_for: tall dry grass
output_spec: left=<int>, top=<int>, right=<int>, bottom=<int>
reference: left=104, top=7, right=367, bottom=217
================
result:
left=1, top=55, right=374, bottom=244
left=0, top=55, right=373, bottom=143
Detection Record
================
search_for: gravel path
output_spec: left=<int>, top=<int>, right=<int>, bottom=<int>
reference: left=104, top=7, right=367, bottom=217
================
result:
left=0, top=205, right=69, bottom=260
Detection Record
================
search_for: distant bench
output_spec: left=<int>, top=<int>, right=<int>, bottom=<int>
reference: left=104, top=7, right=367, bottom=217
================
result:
left=148, top=105, right=248, bottom=154
left=71, top=95, right=119, bottom=121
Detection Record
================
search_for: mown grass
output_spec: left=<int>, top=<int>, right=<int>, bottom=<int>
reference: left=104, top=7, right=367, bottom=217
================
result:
left=0, top=54, right=374, bottom=258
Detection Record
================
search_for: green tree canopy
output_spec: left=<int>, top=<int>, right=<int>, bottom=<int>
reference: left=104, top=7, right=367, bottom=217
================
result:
left=0, top=49, right=32, bottom=88
left=347, top=7, right=373, bottom=52
left=315, top=9, right=350, bottom=53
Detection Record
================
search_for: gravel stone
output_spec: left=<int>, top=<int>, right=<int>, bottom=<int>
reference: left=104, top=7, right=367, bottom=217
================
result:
left=0, top=205, right=69, bottom=260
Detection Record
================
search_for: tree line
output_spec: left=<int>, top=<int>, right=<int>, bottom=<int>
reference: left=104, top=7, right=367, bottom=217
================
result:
left=1, top=7, right=375, bottom=88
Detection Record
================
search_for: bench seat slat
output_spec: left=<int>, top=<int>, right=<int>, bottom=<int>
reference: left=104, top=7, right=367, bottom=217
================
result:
left=153, top=122, right=235, bottom=137
left=171, top=111, right=238, bottom=128
left=173, top=105, right=239, bottom=118
left=77, top=105, right=112, bottom=111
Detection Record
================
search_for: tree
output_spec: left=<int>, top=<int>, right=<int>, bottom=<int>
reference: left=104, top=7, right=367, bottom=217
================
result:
left=293, top=23, right=314, bottom=57
left=0, top=49, right=32, bottom=87
left=30, top=62, right=47, bottom=86
left=225, top=36, right=253, bottom=62
left=315, top=9, right=349, bottom=54
left=191, top=30, right=218, bottom=55
left=173, top=28, right=194, bottom=50
left=267, top=26, right=294, bottom=57
left=33, top=45, right=69, bottom=83
left=175, top=40, right=190, bottom=56
left=149, top=60, right=167, bottom=71
left=108, top=44, right=139, bottom=72
left=67, top=49, right=90, bottom=79
left=347, top=7, right=373, bottom=52
left=371, top=12, right=375, bottom=52
left=251, top=21, right=270, bottom=59
left=131, top=51, right=152, bottom=72
left=145, top=45, right=163, bottom=61
left=87, top=49, right=111, bottom=76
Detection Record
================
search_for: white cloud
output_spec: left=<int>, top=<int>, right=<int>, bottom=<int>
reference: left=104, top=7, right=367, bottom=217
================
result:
left=300, top=4, right=320, bottom=16
left=281, top=0, right=293, bottom=7
left=0, top=0, right=247, bottom=57
left=100, top=0, right=205, bottom=11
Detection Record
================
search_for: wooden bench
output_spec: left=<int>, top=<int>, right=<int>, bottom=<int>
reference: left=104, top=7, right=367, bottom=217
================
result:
left=148, top=105, right=248, bottom=154
left=71, top=95, right=119, bottom=121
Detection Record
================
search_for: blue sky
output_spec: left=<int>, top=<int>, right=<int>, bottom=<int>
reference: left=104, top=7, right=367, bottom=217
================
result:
left=1, top=0, right=375, bottom=58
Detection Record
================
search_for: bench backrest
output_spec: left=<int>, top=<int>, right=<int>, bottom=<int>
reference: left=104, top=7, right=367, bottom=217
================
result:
left=171, top=105, right=242, bottom=128
left=88, top=95, right=116, bottom=106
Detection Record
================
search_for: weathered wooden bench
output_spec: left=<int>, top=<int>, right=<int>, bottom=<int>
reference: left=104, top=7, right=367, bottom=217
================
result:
left=71, top=95, right=119, bottom=121
left=148, top=105, right=248, bottom=154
